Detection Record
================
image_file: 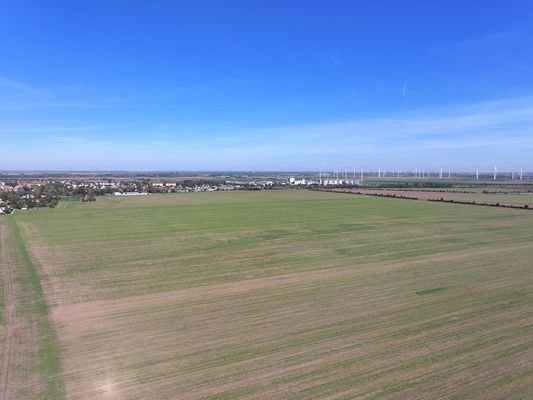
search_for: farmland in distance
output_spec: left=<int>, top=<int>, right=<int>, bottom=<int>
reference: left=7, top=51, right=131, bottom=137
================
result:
left=3, top=190, right=533, bottom=399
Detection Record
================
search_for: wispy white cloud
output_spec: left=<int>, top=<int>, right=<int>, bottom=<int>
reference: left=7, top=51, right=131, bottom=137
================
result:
left=429, top=26, right=533, bottom=76
left=162, top=95, right=533, bottom=169
left=0, top=74, right=248, bottom=111
left=0, top=122, right=115, bottom=135
left=0, top=75, right=44, bottom=94
left=455, top=28, right=533, bottom=53
left=0, top=75, right=143, bottom=111
left=2, top=95, right=533, bottom=171
left=220, top=95, right=533, bottom=147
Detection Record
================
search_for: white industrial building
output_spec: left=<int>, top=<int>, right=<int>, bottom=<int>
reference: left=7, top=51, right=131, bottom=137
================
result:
left=288, top=176, right=360, bottom=186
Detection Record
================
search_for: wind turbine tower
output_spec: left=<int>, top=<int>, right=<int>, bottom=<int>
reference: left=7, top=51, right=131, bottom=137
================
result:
left=494, top=165, right=497, bottom=181
left=520, top=167, right=523, bottom=181
left=439, top=168, right=443, bottom=179
left=476, top=168, right=479, bottom=180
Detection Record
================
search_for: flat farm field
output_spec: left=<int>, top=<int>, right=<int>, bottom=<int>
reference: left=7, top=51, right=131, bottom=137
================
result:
left=4, top=190, right=533, bottom=399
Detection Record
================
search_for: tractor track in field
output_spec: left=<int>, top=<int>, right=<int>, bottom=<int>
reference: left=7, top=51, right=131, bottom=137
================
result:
left=0, top=224, right=16, bottom=399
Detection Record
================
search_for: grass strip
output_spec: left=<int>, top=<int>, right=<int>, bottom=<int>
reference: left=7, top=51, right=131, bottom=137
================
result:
left=416, top=287, right=447, bottom=296
left=9, top=217, right=65, bottom=400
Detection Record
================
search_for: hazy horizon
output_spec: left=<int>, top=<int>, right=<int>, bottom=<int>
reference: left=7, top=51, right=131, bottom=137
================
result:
left=2, top=2, right=533, bottom=171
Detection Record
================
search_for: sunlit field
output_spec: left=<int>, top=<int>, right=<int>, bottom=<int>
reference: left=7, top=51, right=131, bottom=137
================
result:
left=2, top=190, right=533, bottom=399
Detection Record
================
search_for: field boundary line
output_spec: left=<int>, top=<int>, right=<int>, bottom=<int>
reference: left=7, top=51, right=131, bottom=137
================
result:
left=10, top=218, right=65, bottom=399
left=319, top=188, right=533, bottom=211
left=0, top=223, right=16, bottom=398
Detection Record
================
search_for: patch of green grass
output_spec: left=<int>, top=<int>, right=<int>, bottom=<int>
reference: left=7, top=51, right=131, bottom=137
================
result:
left=0, top=233, right=3, bottom=326
left=59, top=195, right=82, bottom=202
left=416, top=287, right=448, bottom=296
left=9, top=217, right=64, bottom=400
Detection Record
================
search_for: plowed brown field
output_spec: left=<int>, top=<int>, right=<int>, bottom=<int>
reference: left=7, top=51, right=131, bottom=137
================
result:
left=335, top=188, right=533, bottom=208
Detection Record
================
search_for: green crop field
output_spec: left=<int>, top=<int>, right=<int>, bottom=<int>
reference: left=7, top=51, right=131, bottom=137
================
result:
left=1, top=190, right=533, bottom=399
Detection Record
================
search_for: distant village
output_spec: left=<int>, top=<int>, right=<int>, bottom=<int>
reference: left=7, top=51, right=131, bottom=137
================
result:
left=0, top=179, right=225, bottom=214
left=0, top=175, right=358, bottom=214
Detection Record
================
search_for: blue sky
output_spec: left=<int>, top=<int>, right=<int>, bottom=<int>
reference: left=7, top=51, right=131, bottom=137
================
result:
left=1, top=1, right=533, bottom=171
